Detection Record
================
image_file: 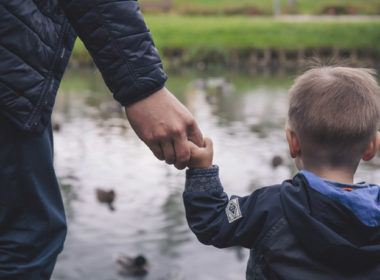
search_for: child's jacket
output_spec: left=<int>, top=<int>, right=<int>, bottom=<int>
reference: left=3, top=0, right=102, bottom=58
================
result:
left=183, top=166, right=380, bottom=280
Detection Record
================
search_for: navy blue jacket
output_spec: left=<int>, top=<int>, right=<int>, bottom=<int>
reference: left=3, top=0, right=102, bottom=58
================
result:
left=184, top=167, right=380, bottom=279
left=0, top=0, right=166, bottom=133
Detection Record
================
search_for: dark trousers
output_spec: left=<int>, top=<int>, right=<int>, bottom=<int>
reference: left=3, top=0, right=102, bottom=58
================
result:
left=0, top=116, right=66, bottom=279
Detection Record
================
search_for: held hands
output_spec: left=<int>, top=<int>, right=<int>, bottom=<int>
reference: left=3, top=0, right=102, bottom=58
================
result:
left=125, top=87, right=204, bottom=170
left=187, top=138, right=213, bottom=169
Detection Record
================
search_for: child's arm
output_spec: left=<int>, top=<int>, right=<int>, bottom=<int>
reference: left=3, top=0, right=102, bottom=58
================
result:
left=183, top=138, right=282, bottom=249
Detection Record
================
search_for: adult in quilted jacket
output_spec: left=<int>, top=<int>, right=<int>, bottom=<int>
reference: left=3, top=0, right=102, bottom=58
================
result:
left=0, top=1, right=203, bottom=279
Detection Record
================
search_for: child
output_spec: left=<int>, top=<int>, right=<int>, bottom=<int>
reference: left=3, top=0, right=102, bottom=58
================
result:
left=183, top=67, right=380, bottom=280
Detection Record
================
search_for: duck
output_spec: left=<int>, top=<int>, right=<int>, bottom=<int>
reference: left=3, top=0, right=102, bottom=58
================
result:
left=95, top=188, right=116, bottom=211
left=114, top=254, right=148, bottom=277
left=271, top=155, right=284, bottom=169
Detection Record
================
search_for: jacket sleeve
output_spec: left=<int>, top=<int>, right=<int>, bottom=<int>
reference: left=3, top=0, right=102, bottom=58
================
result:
left=183, top=166, right=282, bottom=249
left=58, top=0, right=167, bottom=106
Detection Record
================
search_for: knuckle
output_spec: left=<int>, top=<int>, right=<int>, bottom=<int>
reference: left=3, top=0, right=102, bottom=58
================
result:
left=153, top=131, right=167, bottom=141
left=171, top=126, right=183, bottom=137
left=154, top=130, right=169, bottom=141
left=185, top=117, right=195, bottom=127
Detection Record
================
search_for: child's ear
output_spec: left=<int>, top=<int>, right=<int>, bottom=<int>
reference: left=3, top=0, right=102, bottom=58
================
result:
left=286, top=128, right=301, bottom=158
left=362, top=131, right=380, bottom=161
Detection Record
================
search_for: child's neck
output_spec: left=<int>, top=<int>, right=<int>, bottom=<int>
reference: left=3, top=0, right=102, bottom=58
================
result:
left=304, top=167, right=354, bottom=184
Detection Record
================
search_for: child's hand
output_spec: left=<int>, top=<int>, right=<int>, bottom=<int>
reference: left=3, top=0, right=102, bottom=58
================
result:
left=187, top=138, right=213, bottom=169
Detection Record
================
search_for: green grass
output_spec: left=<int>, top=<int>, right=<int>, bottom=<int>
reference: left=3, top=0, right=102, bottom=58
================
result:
left=146, top=16, right=380, bottom=50
left=71, top=16, right=380, bottom=63
left=140, top=0, right=380, bottom=15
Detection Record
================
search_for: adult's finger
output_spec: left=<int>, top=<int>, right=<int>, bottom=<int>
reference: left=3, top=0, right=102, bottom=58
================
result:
left=173, top=134, right=191, bottom=170
left=187, top=121, right=204, bottom=147
left=161, top=140, right=176, bottom=165
left=149, top=142, right=165, bottom=161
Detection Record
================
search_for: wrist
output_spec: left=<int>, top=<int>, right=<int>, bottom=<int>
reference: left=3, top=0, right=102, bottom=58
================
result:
left=188, top=163, right=213, bottom=170
left=187, top=158, right=213, bottom=169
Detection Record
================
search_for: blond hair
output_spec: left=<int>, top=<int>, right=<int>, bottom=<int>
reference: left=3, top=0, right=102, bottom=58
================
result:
left=288, top=66, right=380, bottom=168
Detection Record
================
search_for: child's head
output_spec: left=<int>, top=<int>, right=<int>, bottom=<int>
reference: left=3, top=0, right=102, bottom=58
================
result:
left=287, top=66, right=380, bottom=172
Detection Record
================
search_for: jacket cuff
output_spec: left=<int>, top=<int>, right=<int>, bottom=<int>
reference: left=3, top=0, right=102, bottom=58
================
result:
left=185, top=165, right=223, bottom=192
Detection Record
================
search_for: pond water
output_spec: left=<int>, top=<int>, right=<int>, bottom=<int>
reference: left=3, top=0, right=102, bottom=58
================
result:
left=51, top=67, right=380, bottom=280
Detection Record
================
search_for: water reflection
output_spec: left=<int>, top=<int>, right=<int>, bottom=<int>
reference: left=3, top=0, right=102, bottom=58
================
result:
left=59, top=176, right=80, bottom=220
left=51, top=67, right=380, bottom=280
left=51, top=67, right=294, bottom=280
left=159, top=187, right=190, bottom=256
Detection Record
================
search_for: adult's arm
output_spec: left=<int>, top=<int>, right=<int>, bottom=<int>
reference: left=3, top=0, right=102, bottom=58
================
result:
left=58, top=0, right=203, bottom=168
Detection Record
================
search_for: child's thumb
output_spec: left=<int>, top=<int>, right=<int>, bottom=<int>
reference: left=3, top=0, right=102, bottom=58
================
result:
left=188, top=140, right=202, bottom=155
left=203, top=137, right=213, bottom=150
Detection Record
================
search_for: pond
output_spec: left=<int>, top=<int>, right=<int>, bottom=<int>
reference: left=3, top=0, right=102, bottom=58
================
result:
left=51, top=67, right=380, bottom=280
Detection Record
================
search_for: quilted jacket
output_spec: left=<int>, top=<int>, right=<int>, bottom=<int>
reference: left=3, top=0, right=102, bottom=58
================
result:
left=0, top=0, right=167, bottom=133
left=184, top=167, right=380, bottom=279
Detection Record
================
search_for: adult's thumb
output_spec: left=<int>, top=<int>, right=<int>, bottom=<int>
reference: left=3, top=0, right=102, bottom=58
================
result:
left=187, top=121, right=204, bottom=147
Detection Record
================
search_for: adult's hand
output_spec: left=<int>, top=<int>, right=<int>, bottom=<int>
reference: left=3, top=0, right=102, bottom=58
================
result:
left=125, top=87, right=204, bottom=169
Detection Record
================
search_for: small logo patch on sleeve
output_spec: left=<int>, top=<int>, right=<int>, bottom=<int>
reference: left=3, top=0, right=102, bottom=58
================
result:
left=226, top=198, right=242, bottom=223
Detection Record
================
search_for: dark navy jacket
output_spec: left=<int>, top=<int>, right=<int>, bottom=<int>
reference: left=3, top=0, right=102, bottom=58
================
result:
left=184, top=167, right=380, bottom=279
left=0, top=0, right=166, bottom=133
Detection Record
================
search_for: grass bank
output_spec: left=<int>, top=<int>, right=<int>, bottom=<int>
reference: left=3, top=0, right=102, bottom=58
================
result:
left=71, top=16, right=380, bottom=66
left=140, top=0, right=380, bottom=15
left=145, top=16, right=380, bottom=50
